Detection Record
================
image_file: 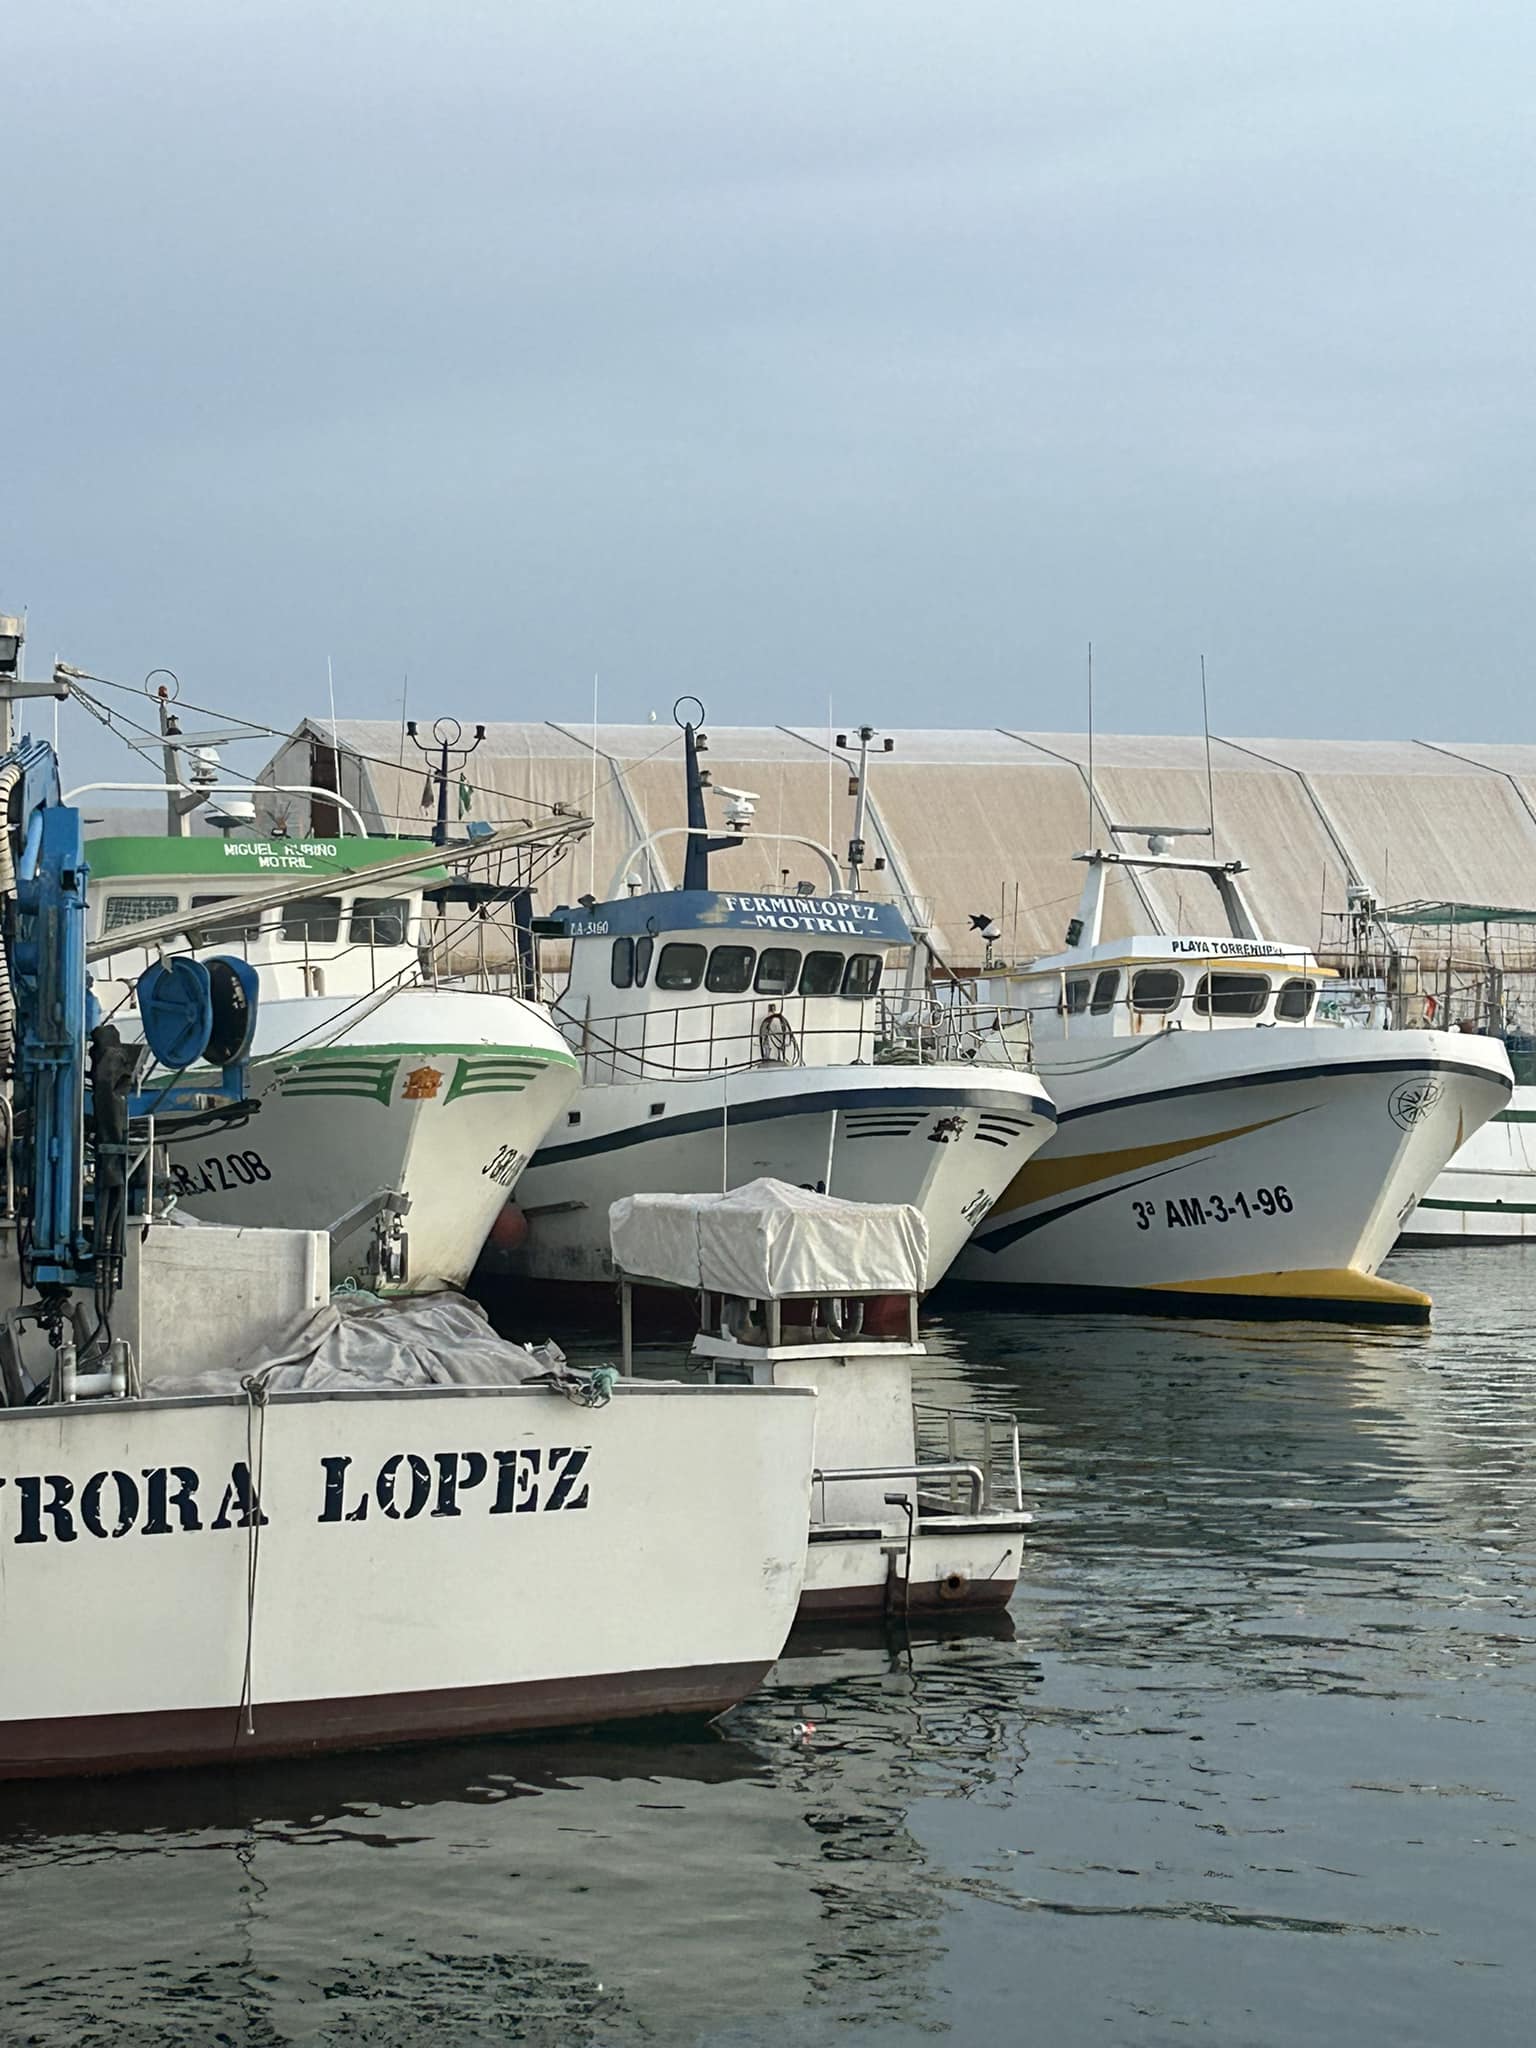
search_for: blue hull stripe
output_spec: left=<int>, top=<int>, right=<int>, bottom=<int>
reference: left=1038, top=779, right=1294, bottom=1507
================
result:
left=1053, top=1054, right=1510, bottom=1128
left=529, top=1082, right=1053, bottom=1169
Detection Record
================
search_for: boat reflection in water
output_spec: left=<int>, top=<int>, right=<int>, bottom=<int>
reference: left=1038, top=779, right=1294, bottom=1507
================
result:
left=0, top=1618, right=1040, bottom=2045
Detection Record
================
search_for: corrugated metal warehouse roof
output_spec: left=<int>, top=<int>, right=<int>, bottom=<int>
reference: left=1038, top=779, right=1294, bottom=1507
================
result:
left=257, top=722, right=1536, bottom=969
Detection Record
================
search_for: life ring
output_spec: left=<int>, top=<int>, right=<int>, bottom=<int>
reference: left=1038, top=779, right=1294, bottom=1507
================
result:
left=936, top=1571, right=970, bottom=1603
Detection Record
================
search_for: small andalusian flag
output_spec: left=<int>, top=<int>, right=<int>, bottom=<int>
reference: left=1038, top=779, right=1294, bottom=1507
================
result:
left=458, top=773, right=473, bottom=818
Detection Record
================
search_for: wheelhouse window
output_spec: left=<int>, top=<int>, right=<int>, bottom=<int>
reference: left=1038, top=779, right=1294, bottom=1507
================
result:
left=1063, top=975, right=1091, bottom=1015
left=706, top=945, right=755, bottom=994
left=103, top=892, right=180, bottom=933
left=1194, top=972, right=1270, bottom=1018
left=280, top=897, right=343, bottom=943
left=189, top=894, right=266, bottom=947
left=800, top=951, right=845, bottom=996
left=610, top=936, right=635, bottom=988
left=754, top=947, right=800, bottom=996
left=1090, top=969, right=1121, bottom=1014
left=1275, top=976, right=1317, bottom=1021
left=841, top=953, right=883, bottom=997
left=350, top=897, right=410, bottom=947
left=655, top=942, right=707, bottom=991
left=634, top=934, right=655, bottom=986
left=1132, top=968, right=1183, bottom=1013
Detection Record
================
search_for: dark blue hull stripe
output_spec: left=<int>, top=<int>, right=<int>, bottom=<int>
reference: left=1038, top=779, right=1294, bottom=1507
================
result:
left=1052, top=1054, right=1510, bottom=1128
left=529, top=1083, right=1053, bottom=1169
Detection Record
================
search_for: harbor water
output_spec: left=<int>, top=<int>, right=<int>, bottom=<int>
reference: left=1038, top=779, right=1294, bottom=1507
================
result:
left=3, top=1248, right=1533, bottom=2046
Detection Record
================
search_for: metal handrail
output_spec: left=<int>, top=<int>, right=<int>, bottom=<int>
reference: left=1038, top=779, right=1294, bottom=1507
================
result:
left=551, top=991, right=1035, bottom=1082
left=911, top=1401, right=1025, bottom=1513
left=812, top=1461, right=986, bottom=1517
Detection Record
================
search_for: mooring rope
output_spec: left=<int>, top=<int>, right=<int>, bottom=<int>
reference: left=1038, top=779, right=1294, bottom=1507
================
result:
left=236, top=1369, right=274, bottom=1740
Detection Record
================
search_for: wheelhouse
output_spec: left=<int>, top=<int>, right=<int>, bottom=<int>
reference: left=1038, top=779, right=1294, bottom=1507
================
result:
left=997, top=935, right=1332, bottom=1041
left=86, top=835, right=448, bottom=1000
left=967, top=843, right=1335, bottom=1041
left=536, top=888, right=916, bottom=1078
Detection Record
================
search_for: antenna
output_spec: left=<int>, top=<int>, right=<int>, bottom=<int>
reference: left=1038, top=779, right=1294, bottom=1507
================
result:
left=826, top=693, right=834, bottom=858
left=1085, top=641, right=1095, bottom=844
left=836, top=723, right=892, bottom=893
left=1200, top=653, right=1217, bottom=860
left=589, top=673, right=599, bottom=899
left=405, top=716, right=488, bottom=848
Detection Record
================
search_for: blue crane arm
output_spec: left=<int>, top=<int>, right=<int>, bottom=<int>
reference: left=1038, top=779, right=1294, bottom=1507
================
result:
left=2, top=738, right=93, bottom=1281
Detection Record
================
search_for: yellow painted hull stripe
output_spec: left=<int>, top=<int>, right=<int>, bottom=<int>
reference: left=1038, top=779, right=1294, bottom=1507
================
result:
left=1146, top=1267, right=1430, bottom=1309
left=998, top=1109, right=1303, bottom=1210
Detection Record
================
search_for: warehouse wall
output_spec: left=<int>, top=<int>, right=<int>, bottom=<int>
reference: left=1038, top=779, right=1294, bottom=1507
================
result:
left=260, top=721, right=1536, bottom=971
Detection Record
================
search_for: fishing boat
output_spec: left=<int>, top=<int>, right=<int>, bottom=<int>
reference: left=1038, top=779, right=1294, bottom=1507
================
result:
left=0, top=735, right=818, bottom=1778
left=488, top=708, right=1056, bottom=1295
left=610, top=1180, right=1030, bottom=1618
left=1403, top=1068, right=1536, bottom=1242
left=85, top=827, right=583, bottom=1292
left=1321, top=896, right=1536, bottom=1244
left=949, top=845, right=1513, bottom=1318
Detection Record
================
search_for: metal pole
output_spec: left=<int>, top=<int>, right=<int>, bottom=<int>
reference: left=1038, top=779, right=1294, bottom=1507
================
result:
left=158, top=687, right=190, bottom=838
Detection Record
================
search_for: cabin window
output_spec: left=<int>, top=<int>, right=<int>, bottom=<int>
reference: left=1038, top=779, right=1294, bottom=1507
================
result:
left=103, top=893, right=180, bottom=933
left=610, top=936, right=635, bottom=988
left=1131, top=968, right=1183, bottom=1012
left=800, top=951, right=844, bottom=996
left=189, top=894, right=265, bottom=947
left=841, top=953, right=883, bottom=997
left=754, top=947, right=799, bottom=996
left=1090, top=968, right=1121, bottom=1014
left=656, top=942, right=707, bottom=991
left=279, top=897, right=343, bottom=943
left=350, top=897, right=410, bottom=946
left=1275, top=976, right=1317, bottom=1021
left=634, top=934, right=654, bottom=986
left=706, top=945, right=756, bottom=994
left=1063, top=976, right=1091, bottom=1015
left=1194, top=972, right=1270, bottom=1018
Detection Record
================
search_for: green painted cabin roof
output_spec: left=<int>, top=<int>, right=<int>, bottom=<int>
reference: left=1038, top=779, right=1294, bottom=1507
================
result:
left=1381, top=899, right=1536, bottom=928
left=86, top=835, right=451, bottom=885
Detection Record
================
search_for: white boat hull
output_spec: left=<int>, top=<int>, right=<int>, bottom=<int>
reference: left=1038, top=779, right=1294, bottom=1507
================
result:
left=1400, top=1085, right=1536, bottom=1241
left=0, top=1381, right=815, bottom=1778
left=158, top=988, right=579, bottom=1291
left=954, top=1028, right=1513, bottom=1317
left=801, top=1519, right=1027, bottom=1617
left=499, top=1065, right=1057, bottom=1292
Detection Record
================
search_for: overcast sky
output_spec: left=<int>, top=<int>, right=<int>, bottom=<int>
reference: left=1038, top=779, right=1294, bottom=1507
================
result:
left=7, top=0, right=1534, bottom=776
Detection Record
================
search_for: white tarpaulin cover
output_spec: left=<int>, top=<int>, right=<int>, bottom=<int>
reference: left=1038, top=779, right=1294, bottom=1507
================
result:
left=609, top=1178, right=928, bottom=1297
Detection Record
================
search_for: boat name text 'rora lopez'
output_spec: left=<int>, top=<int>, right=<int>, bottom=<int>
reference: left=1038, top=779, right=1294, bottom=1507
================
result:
left=1, top=1443, right=592, bottom=1544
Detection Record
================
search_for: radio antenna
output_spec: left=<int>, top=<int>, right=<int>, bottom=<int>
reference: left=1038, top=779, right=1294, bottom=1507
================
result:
left=1085, top=640, right=1095, bottom=845
left=1200, top=653, right=1216, bottom=859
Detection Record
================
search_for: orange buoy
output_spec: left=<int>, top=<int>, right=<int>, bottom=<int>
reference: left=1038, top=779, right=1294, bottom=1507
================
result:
left=487, top=1203, right=529, bottom=1253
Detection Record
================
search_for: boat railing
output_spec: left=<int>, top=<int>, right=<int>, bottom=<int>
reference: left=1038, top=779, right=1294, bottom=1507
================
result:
left=545, top=991, right=1036, bottom=1082
left=814, top=1461, right=986, bottom=1520
left=93, top=918, right=431, bottom=1002
left=911, top=1401, right=1025, bottom=1514
left=881, top=996, right=1035, bottom=1067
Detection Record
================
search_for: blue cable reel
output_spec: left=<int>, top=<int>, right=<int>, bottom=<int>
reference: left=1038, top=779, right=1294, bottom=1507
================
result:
left=135, top=954, right=260, bottom=1109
